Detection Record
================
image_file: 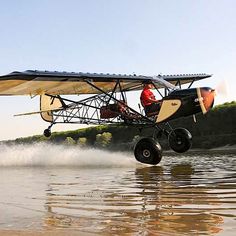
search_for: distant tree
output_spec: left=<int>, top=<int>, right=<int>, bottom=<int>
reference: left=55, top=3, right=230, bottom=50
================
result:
left=77, top=137, right=87, bottom=147
left=95, top=132, right=112, bottom=147
left=64, top=137, right=76, bottom=145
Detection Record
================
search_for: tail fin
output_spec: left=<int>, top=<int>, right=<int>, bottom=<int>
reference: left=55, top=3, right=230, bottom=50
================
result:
left=40, top=94, right=63, bottom=122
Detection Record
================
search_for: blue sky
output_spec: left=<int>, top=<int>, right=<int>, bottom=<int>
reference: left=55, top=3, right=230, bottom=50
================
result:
left=0, top=0, right=235, bottom=140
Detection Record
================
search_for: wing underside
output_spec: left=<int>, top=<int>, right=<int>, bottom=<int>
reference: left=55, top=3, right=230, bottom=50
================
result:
left=0, top=70, right=211, bottom=96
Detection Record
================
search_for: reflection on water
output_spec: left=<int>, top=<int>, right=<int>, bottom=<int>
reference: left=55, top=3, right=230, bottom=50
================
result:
left=0, top=151, right=236, bottom=235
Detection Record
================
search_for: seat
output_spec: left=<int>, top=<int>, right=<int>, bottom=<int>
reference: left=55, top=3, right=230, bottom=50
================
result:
left=140, top=99, right=161, bottom=117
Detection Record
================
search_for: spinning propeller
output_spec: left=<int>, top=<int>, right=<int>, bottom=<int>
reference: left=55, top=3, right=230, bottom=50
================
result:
left=215, top=79, right=229, bottom=99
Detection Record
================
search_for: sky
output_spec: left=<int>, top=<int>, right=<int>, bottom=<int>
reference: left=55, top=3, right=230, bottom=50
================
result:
left=0, top=0, right=235, bottom=140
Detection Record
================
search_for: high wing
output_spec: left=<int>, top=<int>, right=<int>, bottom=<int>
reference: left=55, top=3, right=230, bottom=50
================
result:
left=0, top=70, right=211, bottom=96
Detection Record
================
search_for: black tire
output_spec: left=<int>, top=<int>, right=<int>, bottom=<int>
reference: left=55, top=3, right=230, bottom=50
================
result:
left=44, top=129, right=51, bottom=138
left=168, top=128, right=192, bottom=153
left=134, top=138, right=162, bottom=165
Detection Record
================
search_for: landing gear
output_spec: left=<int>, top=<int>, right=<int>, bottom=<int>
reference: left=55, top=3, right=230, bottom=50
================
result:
left=168, top=128, right=192, bottom=153
left=43, top=123, right=54, bottom=138
left=134, top=137, right=162, bottom=165
left=43, top=128, right=51, bottom=138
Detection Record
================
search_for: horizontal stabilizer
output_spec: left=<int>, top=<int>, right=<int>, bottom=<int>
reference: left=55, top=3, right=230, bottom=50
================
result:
left=14, top=108, right=63, bottom=117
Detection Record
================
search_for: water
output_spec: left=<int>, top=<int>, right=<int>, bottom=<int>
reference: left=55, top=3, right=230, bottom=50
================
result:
left=0, top=144, right=236, bottom=235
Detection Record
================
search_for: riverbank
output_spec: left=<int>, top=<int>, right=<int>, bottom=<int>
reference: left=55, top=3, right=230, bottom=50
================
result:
left=164, top=145, right=236, bottom=156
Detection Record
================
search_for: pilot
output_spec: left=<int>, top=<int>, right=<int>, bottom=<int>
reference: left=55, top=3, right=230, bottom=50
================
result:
left=140, top=81, right=161, bottom=115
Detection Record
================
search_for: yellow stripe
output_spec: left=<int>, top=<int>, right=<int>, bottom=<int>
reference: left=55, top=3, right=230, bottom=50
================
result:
left=156, top=99, right=181, bottom=123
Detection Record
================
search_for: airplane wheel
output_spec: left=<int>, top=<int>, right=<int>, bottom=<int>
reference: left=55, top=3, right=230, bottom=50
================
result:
left=44, top=129, right=51, bottom=138
left=134, top=138, right=162, bottom=165
left=168, top=128, right=192, bottom=153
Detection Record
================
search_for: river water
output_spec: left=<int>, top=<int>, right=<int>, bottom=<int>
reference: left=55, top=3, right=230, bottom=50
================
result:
left=0, top=144, right=235, bottom=235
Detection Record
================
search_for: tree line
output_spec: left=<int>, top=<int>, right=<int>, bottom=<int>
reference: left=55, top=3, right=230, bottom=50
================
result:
left=4, top=101, right=236, bottom=150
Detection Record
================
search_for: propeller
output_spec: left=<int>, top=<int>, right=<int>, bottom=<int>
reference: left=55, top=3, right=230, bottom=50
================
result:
left=214, top=79, right=230, bottom=103
left=215, top=79, right=229, bottom=98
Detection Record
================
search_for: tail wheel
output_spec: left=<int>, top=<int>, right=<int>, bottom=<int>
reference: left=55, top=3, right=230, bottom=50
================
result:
left=134, top=138, right=162, bottom=165
left=44, top=129, right=51, bottom=138
left=168, top=128, right=192, bottom=153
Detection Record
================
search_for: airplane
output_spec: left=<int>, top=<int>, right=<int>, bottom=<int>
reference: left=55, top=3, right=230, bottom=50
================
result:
left=0, top=70, right=215, bottom=165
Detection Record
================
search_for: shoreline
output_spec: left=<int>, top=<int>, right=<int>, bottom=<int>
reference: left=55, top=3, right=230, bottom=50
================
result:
left=163, top=145, right=236, bottom=155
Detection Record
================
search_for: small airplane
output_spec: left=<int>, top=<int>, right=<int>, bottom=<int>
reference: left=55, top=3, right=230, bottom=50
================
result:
left=0, top=70, right=215, bottom=165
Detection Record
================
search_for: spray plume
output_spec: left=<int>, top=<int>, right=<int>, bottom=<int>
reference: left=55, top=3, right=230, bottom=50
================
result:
left=0, top=143, right=137, bottom=168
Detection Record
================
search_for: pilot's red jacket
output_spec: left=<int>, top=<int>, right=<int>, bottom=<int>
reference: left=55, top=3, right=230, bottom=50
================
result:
left=140, top=88, right=156, bottom=106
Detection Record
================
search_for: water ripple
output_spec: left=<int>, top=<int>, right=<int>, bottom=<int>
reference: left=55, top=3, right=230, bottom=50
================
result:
left=0, top=147, right=236, bottom=235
